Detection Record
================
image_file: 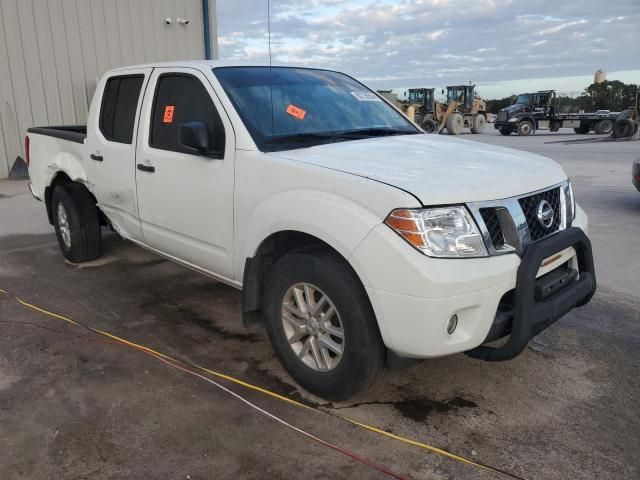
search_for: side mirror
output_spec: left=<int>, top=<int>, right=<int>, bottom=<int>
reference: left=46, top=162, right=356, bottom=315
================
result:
left=179, top=122, right=211, bottom=154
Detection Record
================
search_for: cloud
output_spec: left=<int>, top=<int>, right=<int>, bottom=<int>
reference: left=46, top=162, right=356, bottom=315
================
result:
left=216, top=0, right=640, bottom=92
left=536, top=19, right=588, bottom=35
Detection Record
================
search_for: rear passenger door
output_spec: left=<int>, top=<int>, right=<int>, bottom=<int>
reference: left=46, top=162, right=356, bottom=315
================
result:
left=134, top=68, right=235, bottom=280
left=86, top=69, right=152, bottom=241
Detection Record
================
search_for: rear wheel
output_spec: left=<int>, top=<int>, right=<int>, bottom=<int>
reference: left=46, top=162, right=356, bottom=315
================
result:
left=612, top=119, right=635, bottom=138
left=470, top=114, right=486, bottom=134
left=446, top=112, right=464, bottom=135
left=517, top=120, right=534, bottom=136
left=499, top=128, right=512, bottom=136
left=51, top=184, right=102, bottom=263
left=263, top=248, right=384, bottom=401
left=573, top=125, right=590, bottom=134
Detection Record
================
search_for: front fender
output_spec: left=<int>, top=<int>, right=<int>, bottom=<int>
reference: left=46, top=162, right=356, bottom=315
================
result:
left=237, top=188, right=384, bottom=279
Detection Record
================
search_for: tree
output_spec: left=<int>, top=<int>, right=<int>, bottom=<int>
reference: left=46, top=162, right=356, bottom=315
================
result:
left=585, top=80, right=639, bottom=111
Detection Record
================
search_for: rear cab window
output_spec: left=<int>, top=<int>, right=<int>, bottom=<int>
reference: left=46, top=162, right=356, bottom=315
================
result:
left=100, top=75, right=144, bottom=144
left=149, top=73, right=225, bottom=156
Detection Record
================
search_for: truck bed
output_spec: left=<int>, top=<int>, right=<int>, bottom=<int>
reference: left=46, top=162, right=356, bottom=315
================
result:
left=27, top=125, right=87, bottom=144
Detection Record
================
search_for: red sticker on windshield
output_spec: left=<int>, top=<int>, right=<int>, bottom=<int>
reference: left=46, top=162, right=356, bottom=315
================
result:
left=286, top=104, right=306, bottom=120
left=163, top=105, right=175, bottom=123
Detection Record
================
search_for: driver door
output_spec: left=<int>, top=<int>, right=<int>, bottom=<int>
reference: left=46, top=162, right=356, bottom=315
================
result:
left=135, top=68, right=235, bottom=279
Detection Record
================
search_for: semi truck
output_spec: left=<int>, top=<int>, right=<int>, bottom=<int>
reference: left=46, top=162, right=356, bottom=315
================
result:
left=26, top=61, right=595, bottom=400
left=494, top=90, right=618, bottom=136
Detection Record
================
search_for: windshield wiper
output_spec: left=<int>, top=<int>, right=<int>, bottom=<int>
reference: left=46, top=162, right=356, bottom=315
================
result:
left=335, top=127, right=418, bottom=137
left=265, top=128, right=419, bottom=151
left=265, top=132, right=341, bottom=144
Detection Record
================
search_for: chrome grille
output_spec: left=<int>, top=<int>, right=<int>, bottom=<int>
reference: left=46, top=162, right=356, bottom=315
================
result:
left=518, top=187, right=561, bottom=241
left=479, top=208, right=504, bottom=249
left=497, top=111, right=508, bottom=122
left=467, top=182, right=569, bottom=256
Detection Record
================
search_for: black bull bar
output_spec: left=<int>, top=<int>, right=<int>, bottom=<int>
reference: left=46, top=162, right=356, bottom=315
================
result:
left=467, top=227, right=596, bottom=362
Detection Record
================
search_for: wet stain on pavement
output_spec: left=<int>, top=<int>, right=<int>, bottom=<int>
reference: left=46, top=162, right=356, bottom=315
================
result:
left=335, top=396, right=478, bottom=422
left=173, top=304, right=260, bottom=343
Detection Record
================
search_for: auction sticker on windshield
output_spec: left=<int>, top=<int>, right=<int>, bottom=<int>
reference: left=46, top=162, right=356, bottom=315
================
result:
left=351, top=91, right=381, bottom=102
left=286, top=104, right=307, bottom=120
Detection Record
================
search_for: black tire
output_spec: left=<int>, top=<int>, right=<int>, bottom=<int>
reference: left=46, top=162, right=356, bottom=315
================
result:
left=470, top=114, right=486, bottom=134
left=593, top=121, right=603, bottom=134
left=51, top=184, right=102, bottom=263
left=263, top=248, right=384, bottom=401
left=573, top=125, right=590, bottom=134
left=517, top=120, right=535, bottom=136
left=421, top=118, right=438, bottom=133
left=499, top=128, right=512, bottom=136
left=446, top=112, right=464, bottom=135
left=612, top=119, right=635, bottom=138
left=598, top=119, right=613, bottom=135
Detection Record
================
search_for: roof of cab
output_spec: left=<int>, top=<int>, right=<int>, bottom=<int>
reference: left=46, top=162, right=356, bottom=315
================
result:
left=108, top=59, right=315, bottom=74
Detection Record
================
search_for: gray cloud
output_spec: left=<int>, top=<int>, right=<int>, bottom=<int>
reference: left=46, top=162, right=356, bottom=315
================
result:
left=217, top=0, right=640, bottom=90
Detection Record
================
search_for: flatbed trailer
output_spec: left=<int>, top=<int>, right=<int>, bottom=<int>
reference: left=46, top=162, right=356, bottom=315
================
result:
left=494, top=90, right=618, bottom=136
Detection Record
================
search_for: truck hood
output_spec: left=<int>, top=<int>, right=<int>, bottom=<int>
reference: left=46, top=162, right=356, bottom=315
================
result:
left=270, top=134, right=567, bottom=204
left=500, top=104, right=526, bottom=116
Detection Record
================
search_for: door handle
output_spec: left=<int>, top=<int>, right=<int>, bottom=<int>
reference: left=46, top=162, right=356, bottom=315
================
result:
left=90, top=153, right=103, bottom=162
left=137, top=163, right=155, bottom=173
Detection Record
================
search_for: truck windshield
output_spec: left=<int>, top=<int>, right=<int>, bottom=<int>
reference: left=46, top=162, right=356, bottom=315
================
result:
left=515, top=94, right=532, bottom=105
left=214, top=67, right=419, bottom=152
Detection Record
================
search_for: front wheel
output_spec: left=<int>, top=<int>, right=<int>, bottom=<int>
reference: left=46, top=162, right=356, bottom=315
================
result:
left=499, top=127, right=512, bottom=136
left=421, top=118, right=438, bottom=133
left=446, top=112, right=464, bottom=135
left=517, top=120, right=535, bottom=136
left=264, top=248, right=384, bottom=401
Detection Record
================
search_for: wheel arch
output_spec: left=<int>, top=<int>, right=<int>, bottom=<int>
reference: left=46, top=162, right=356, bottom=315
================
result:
left=241, top=229, right=379, bottom=334
left=242, top=230, right=354, bottom=326
left=45, top=173, right=101, bottom=226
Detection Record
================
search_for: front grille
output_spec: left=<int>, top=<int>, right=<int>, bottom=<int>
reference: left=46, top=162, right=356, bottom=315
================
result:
left=497, top=111, right=508, bottom=122
left=480, top=208, right=504, bottom=249
left=518, top=187, right=561, bottom=241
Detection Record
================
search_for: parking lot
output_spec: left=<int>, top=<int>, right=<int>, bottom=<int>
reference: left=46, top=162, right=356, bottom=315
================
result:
left=1, top=129, right=638, bottom=479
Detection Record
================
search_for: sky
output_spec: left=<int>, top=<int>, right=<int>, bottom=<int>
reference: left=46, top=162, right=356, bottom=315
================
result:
left=216, top=0, right=640, bottom=99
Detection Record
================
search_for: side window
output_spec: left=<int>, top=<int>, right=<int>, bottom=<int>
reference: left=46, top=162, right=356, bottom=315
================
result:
left=150, top=74, right=225, bottom=156
left=100, top=75, right=144, bottom=144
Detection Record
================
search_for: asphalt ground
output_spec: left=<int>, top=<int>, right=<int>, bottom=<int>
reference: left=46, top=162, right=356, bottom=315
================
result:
left=0, top=128, right=638, bottom=479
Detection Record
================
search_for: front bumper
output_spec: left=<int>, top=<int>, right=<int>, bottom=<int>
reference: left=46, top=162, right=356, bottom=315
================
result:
left=632, top=159, right=640, bottom=192
left=466, top=226, right=595, bottom=361
left=349, top=205, right=594, bottom=359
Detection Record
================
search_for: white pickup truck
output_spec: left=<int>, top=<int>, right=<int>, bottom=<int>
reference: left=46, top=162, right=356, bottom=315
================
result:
left=27, top=61, right=596, bottom=400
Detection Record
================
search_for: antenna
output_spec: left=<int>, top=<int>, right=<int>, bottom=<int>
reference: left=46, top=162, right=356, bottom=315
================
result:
left=267, top=0, right=275, bottom=144
left=267, top=0, right=272, bottom=67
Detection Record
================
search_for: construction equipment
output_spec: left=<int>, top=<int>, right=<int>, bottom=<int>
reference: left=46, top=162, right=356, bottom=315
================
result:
left=439, top=85, right=487, bottom=135
left=399, top=88, right=437, bottom=131
left=417, top=85, right=487, bottom=135
left=612, top=89, right=639, bottom=139
left=400, top=85, right=487, bottom=135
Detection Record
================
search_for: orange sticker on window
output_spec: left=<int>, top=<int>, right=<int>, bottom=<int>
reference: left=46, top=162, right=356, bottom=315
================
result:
left=163, top=105, right=175, bottom=123
left=286, top=104, right=306, bottom=120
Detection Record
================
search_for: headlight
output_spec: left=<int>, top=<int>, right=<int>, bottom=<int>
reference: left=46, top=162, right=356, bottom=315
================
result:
left=508, top=117, right=518, bottom=122
left=385, top=206, right=488, bottom=258
left=564, top=180, right=575, bottom=224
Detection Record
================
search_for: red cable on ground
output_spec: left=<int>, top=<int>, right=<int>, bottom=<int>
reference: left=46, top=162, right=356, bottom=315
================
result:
left=1, top=320, right=410, bottom=480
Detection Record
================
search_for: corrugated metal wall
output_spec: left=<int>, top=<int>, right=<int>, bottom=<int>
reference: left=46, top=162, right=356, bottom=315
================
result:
left=0, top=0, right=215, bottom=178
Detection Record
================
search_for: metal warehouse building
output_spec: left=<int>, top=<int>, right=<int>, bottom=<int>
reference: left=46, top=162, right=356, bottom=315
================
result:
left=0, top=0, right=218, bottom=178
